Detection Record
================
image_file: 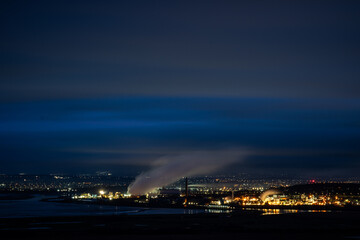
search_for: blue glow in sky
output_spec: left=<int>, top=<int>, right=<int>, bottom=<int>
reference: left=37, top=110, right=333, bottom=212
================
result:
left=0, top=97, right=359, bottom=176
left=1, top=1, right=360, bottom=176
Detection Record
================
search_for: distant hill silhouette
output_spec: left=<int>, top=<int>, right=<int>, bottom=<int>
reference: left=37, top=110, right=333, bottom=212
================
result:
left=281, top=183, right=360, bottom=195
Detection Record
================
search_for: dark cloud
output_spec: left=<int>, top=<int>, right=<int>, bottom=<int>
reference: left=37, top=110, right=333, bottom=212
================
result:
left=1, top=1, right=360, bottom=101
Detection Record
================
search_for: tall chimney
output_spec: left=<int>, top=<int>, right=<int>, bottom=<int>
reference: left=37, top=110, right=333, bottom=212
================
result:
left=184, top=177, right=188, bottom=206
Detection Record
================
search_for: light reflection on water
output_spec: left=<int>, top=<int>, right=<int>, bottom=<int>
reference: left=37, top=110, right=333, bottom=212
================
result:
left=205, top=208, right=331, bottom=215
left=205, top=209, right=232, bottom=214
left=245, top=208, right=331, bottom=215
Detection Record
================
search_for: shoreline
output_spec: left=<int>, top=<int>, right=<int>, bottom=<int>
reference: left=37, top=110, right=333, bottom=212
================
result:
left=45, top=196, right=360, bottom=212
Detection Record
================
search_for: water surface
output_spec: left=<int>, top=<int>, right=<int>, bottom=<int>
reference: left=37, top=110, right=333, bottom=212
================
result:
left=0, top=194, right=205, bottom=218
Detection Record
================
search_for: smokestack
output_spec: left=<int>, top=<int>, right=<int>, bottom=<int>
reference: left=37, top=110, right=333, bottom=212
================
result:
left=184, top=177, right=188, bottom=207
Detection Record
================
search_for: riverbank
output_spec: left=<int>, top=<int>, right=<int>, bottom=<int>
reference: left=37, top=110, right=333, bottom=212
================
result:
left=47, top=196, right=360, bottom=212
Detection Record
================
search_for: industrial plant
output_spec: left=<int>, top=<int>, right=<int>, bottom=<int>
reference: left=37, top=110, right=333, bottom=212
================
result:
left=68, top=177, right=360, bottom=212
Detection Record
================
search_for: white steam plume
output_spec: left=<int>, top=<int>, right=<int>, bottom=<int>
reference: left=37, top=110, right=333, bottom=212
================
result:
left=127, top=150, right=247, bottom=195
left=259, top=189, right=282, bottom=202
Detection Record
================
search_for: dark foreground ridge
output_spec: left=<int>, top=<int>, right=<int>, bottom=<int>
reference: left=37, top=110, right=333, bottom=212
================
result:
left=1, top=211, right=359, bottom=240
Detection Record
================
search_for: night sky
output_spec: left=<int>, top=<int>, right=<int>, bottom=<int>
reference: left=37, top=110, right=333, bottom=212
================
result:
left=1, top=1, right=359, bottom=177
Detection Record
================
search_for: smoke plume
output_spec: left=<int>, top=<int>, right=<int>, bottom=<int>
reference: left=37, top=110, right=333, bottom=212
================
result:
left=259, top=189, right=282, bottom=202
left=127, top=150, right=247, bottom=195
